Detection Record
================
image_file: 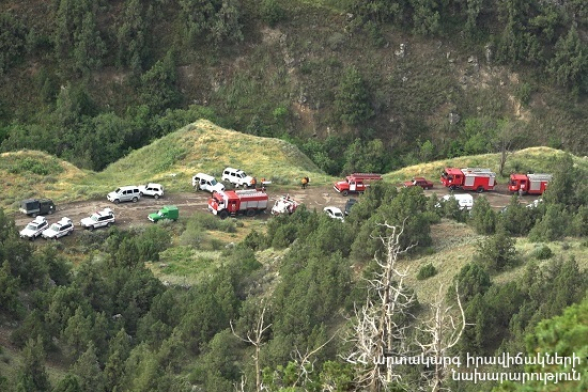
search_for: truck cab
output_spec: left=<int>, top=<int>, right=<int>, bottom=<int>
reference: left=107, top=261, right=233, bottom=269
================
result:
left=334, top=173, right=382, bottom=196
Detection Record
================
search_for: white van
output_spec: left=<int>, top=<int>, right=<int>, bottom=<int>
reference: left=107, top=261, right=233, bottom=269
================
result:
left=192, top=173, right=225, bottom=193
left=107, top=186, right=141, bottom=204
left=439, top=194, right=474, bottom=210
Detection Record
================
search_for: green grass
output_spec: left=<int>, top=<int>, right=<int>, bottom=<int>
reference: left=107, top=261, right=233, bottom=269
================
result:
left=148, top=247, right=222, bottom=286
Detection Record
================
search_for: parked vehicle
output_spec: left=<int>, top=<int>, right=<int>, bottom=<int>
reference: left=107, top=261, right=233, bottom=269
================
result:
left=508, top=173, right=552, bottom=195
left=344, top=198, right=358, bottom=216
left=324, top=206, right=345, bottom=222
left=139, top=183, right=164, bottom=199
left=526, top=199, right=543, bottom=209
left=404, top=177, right=434, bottom=189
left=80, top=208, right=115, bottom=231
left=440, top=168, right=496, bottom=192
left=271, top=195, right=301, bottom=215
left=208, top=189, right=268, bottom=219
left=192, top=173, right=226, bottom=193
left=149, top=205, right=179, bottom=223
left=42, top=217, right=74, bottom=239
left=20, top=216, right=49, bottom=240
left=334, top=173, right=382, bottom=196
left=107, top=186, right=141, bottom=204
left=222, top=168, right=256, bottom=188
left=19, top=199, right=55, bottom=217
left=437, top=194, right=474, bottom=210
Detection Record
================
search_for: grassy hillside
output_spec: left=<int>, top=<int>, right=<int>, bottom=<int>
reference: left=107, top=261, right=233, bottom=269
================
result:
left=383, top=146, right=588, bottom=184
left=0, top=120, right=332, bottom=208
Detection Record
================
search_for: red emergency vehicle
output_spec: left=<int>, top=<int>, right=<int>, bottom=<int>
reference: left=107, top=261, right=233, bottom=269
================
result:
left=440, top=168, right=496, bottom=192
left=334, top=173, right=382, bottom=196
left=508, top=173, right=552, bottom=195
left=208, top=189, right=268, bottom=219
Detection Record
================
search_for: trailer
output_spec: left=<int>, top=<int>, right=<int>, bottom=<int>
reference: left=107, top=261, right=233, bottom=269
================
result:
left=440, top=168, right=496, bottom=192
left=208, top=189, right=268, bottom=219
left=508, top=173, right=552, bottom=195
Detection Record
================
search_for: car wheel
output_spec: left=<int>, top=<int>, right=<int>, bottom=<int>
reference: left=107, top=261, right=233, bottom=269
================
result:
left=107, top=222, right=112, bottom=228
left=449, top=185, right=456, bottom=191
left=89, top=225, right=94, bottom=231
left=477, top=186, right=484, bottom=193
left=48, top=209, right=54, bottom=215
left=67, top=230, right=72, bottom=236
left=219, top=211, right=229, bottom=220
left=132, top=197, right=138, bottom=203
left=342, top=190, right=349, bottom=196
left=32, top=213, right=37, bottom=218
left=246, top=209, right=255, bottom=217
left=114, top=199, right=120, bottom=204
left=154, top=194, right=159, bottom=200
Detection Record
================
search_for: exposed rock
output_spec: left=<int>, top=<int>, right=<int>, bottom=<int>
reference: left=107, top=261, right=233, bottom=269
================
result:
left=485, top=44, right=494, bottom=64
left=447, top=52, right=454, bottom=63
left=468, top=56, right=478, bottom=64
left=449, top=112, right=461, bottom=125
left=394, top=43, right=406, bottom=59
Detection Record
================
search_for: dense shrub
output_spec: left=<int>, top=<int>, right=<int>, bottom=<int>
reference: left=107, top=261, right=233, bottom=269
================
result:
left=416, top=263, right=437, bottom=280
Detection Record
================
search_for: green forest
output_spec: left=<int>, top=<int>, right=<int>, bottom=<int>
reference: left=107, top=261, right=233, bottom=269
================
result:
left=1, top=0, right=588, bottom=174
left=1, top=0, right=588, bottom=391
left=1, top=154, right=588, bottom=391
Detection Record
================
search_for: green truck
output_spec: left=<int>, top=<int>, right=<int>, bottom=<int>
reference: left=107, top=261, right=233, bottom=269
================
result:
left=148, top=205, right=179, bottom=223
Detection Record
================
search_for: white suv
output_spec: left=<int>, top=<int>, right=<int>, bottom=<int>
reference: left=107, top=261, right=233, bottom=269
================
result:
left=107, top=186, right=141, bottom=204
left=192, top=173, right=225, bottom=193
left=139, top=183, right=164, bottom=199
left=20, top=216, right=49, bottom=240
left=221, top=167, right=255, bottom=188
left=42, top=217, right=74, bottom=239
left=80, top=208, right=115, bottom=231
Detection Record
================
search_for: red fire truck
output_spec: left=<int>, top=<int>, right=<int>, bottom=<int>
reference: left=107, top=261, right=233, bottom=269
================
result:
left=440, top=168, right=496, bottom=192
left=208, top=189, right=268, bottom=219
left=334, top=173, right=382, bottom=196
left=508, top=173, right=552, bottom=195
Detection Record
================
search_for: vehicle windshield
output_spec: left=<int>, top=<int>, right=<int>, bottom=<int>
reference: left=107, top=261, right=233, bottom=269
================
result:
left=335, top=212, right=343, bottom=218
left=26, top=223, right=37, bottom=230
left=114, top=188, right=121, bottom=193
left=239, top=172, right=247, bottom=177
left=48, top=224, right=60, bottom=232
left=510, top=180, right=517, bottom=185
left=91, top=215, right=99, bottom=221
left=211, top=179, right=218, bottom=186
left=158, top=211, right=165, bottom=216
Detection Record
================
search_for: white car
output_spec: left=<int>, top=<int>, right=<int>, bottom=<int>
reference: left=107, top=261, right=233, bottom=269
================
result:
left=139, top=183, right=164, bottom=199
left=324, top=206, right=345, bottom=222
left=192, top=173, right=225, bottom=193
left=42, top=217, right=74, bottom=239
left=20, top=216, right=49, bottom=240
left=526, top=199, right=543, bottom=208
left=80, top=208, right=115, bottom=231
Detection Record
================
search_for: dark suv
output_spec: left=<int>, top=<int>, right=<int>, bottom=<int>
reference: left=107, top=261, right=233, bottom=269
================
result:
left=345, top=198, right=358, bottom=216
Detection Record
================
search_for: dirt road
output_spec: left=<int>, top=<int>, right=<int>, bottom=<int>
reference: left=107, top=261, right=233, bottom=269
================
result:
left=14, top=183, right=540, bottom=237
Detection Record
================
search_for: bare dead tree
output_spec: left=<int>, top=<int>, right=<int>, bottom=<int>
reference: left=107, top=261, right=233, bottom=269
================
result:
left=415, top=284, right=466, bottom=392
left=233, top=375, right=247, bottom=392
left=231, top=305, right=272, bottom=392
left=289, top=333, right=338, bottom=390
left=343, top=221, right=417, bottom=392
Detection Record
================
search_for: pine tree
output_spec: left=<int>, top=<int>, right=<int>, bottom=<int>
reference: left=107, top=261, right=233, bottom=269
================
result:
left=15, top=337, right=51, bottom=392
left=72, top=343, right=106, bottom=392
